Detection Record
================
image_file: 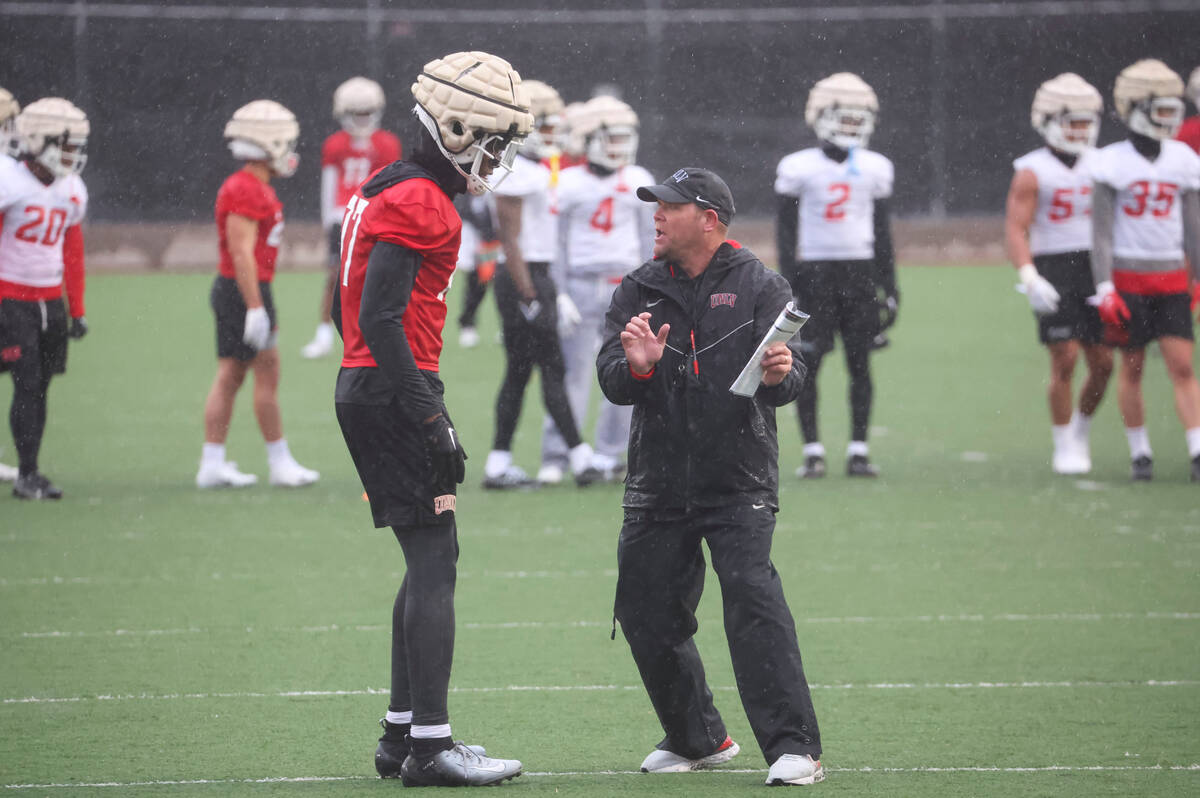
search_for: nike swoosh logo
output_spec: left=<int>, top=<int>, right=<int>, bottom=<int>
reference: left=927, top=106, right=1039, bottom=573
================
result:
left=752, top=503, right=766, bottom=510
left=472, top=761, right=508, bottom=773
left=647, top=299, right=664, bottom=307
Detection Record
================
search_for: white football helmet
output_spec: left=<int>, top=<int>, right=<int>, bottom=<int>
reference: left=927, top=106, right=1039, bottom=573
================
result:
left=520, top=79, right=564, bottom=160
left=575, top=95, right=639, bottom=171
left=333, top=76, right=385, bottom=138
left=224, top=99, right=300, bottom=177
left=806, top=72, right=878, bottom=150
left=1187, top=65, right=1200, bottom=110
left=14, top=97, right=89, bottom=179
left=0, top=88, right=19, bottom=156
left=559, top=101, right=588, bottom=159
left=1031, top=73, right=1102, bottom=154
left=1113, top=59, right=1185, bottom=141
left=411, top=50, right=534, bottom=196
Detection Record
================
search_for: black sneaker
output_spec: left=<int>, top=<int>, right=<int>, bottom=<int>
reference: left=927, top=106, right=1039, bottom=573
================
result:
left=574, top=466, right=604, bottom=487
left=12, top=471, right=63, bottom=500
left=1191, top=455, right=1199, bottom=483
left=481, top=465, right=536, bottom=490
left=400, top=742, right=522, bottom=787
left=1131, top=455, right=1153, bottom=482
left=797, top=455, right=826, bottom=479
left=374, top=719, right=408, bottom=779
left=846, top=454, right=880, bottom=477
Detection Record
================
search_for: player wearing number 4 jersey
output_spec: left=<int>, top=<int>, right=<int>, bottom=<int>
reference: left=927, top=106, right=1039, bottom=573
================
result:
left=1090, top=59, right=1200, bottom=483
left=775, top=72, right=897, bottom=479
left=1005, top=73, right=1113, bottom=475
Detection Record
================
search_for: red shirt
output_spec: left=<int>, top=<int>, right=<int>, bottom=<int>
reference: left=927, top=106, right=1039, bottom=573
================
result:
left=216, top=169, right=283, bottom=283
left=1177, top=116, right=1200, bottom=155
left=322, top=130, right=403, bottom=209
left=339, top=170, right=461, bottom=372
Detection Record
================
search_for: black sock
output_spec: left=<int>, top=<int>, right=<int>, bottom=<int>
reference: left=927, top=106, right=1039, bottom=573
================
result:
left=410, top=735, right=454, bottom=758
left=379, top=719, right=410, bottom=743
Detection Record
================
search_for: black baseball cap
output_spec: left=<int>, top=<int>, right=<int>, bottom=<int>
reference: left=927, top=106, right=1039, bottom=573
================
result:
left=636, top=167, right=736, bottom=225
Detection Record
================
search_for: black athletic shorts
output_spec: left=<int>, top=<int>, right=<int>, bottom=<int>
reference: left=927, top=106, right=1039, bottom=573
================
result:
left=211, top=276, right=277, bottom=361
left=783, top=259, right=879, bottom=356
left=0, top=297, right=68, bottom=377
left=1118, top=291, right=1194, bottom=349
left=1033, top=251, right=1105, bottom=346
left=327, top=223, right=342, bottom=270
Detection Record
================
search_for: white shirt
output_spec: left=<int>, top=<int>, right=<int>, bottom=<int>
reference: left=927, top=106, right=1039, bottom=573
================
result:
left=0, top=156, right=89, bottom=288
left=492, top=154, right=555, bottom=264
left=1012, top=147, right=1095, bottom=256
left=774, top=147, right=893, bottom=261
left=554, top=164, right=655, bottom=278
left=1089, top=139, right=1200, bottom=261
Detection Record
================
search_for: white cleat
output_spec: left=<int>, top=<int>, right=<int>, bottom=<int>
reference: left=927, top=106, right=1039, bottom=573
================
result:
left=1053, top=447, right=1091, bottom=475
left=459, top=327, right=480, bottom=348
left=269, top=458, right=320, bottom=487
left=536, top=463, right=564, bottom=485
left=301, top=336, right=333, bottom=359
left=0, top=461, right=18, bottom=482
left=766, top=753, right=825, bottom=786
left=196, top=461, right=258, bottom=489
left=640, top=736, right=740, bottom=773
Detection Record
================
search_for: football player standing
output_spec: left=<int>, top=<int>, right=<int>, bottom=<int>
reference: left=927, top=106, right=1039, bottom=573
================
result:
left=1005, top=74, right=1113, bottom=474
left=302, top=77, right=402, bottom=359
left=0, top=98, right=89, bottom=499
left=537, top=96, right=654, bottom=484
left=195, top=100, right=319, bottom=489
left=1090, top=59, right=1200, bottom=482
left=0, top=86, right=22, bottom=482
left=334, top=51, right=528, bottom=785
left=775, top=73, right=897, bottom=478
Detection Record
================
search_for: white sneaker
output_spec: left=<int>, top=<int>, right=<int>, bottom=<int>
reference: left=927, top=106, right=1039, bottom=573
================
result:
left=301, top=335, right=333, bottom=359
left=536, top=463, right=564, bottom=485
left=0, top=461, right=17, bottom=482
left=1052, top=445, right=1090, bottom=475
left=196, top=460, right=258, bottom=489
left=640, top=736, right=739, bottom=773
left=269, top=458, right=320, bottom=487
left=766, top=753, right=824, bottom=786
left=459, top=327, right=480, bottom=348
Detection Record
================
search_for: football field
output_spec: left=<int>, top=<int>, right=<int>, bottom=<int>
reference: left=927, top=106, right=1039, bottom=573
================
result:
left=2, top=265, right=1198, bottom=797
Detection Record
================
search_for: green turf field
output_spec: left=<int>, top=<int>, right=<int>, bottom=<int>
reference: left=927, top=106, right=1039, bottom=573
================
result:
left=2, top=265, right=1198, bottom=796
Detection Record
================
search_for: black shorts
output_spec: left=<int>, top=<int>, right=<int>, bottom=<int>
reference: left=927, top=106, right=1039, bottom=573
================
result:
left=327, top=223, right=342, bottom=271
left=0, top=297, right=68, bottom=377
left=1118, top=291, right=1194, bottom=349
left=211, top=276, right=277, bottom=361
left=783, top=260, right=879, bottom=356
left=1033, top=252, right=1104, bottom=346
left=336, top=395, right=458, bottom=529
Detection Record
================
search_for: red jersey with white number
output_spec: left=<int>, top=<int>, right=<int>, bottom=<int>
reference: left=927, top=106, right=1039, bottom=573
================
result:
left=774, top=147, right=893, bottom=261
left=0, top=154, right=88, bottom=293
left=338, top=167, right=461, bottom=371
left=554, top=163, right=655, bottom=278
left=322, top=130, right=402, bottom=212
left=1012, top=147, right=1095, bottom=256
left=216, top=169, right=283, bottom=283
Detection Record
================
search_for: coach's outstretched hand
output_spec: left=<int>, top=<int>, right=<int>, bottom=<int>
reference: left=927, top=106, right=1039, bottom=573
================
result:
left=68, top=316, right=88, bottom=339
left=621, top=312, right=670, bottom=376
left=423, top=412, right=467, bottom=487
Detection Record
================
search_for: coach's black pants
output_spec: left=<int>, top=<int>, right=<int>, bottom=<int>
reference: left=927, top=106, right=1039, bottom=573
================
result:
left=614, top=505, right=821, bottom=764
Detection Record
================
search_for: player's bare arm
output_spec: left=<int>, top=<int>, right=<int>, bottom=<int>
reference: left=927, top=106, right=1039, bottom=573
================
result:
left=620, top=311, right=669, bottom=375
left=494, top=194, right=537, bottom=302
left=1004, top=168, right=1038, bottom=269
left=226, top=212, right=263, bottom=308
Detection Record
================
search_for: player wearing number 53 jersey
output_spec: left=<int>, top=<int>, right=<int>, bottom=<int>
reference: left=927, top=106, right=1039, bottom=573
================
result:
left=775, top=72, right=897, bottom=479
left=1005, top=73, right=1112, bottom=476
left=1090, top=59, right=1200, bottom=482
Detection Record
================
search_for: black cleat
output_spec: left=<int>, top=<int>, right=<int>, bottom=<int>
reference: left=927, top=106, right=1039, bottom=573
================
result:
left=1191, top=455, right=1199, bottom=483
left=481, top=466, right=537, bottom=491
left=374, top=719, right=408, bottom=779
left=400, top=742, right=522, bottom=787
left=574, top=466, right=604, bottom=487
left=1131, top=455, right=1153, bottom=482
left=846, top=454, right=880, bottom=478
left=12, top=471, right=63, bottom=500
left=797, top=455, right=826, bottom=479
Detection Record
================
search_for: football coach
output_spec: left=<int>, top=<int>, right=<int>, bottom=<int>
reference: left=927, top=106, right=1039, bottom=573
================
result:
left=597, top=168, right=825, bottom=786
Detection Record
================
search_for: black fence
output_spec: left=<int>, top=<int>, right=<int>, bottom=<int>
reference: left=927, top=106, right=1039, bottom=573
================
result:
left=2, top=1, right=1198, bottom=222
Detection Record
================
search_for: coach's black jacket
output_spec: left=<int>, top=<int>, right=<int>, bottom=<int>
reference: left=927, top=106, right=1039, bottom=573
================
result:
left=597, top=242, right=806, bottom=513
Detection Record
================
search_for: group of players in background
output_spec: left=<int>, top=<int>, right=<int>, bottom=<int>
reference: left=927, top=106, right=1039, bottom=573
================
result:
left=2, top=55, right=1200, bottom=499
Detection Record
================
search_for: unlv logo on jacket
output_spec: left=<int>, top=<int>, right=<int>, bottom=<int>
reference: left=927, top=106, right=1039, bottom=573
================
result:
left=710, top=292, right=737, bottom=308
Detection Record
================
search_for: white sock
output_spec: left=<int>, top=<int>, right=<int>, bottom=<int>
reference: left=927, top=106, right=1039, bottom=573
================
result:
left=1070, top=410, right=1092, bottom=441
left=1051, top=424, right=1072, bottom=452
left=201, top=442, right=226, bottom=467
left=315, top=322, right=334, bottom=343
left=802, top=442, right=826, bottom=458
left=485, top=449, right=512, bottom=477
left=410, top=723, right=452, bottom=739
left=1125, top=426, right=1152, bottom=459
left=265, top=438, right=292, bottom=465
left=1186, top=427, right=1200, bottom=459
left=568, top=442, right=595, bottom=474
left=846, top=440, right=869, bottom=457
left=385, top=710, right=412, bottom=725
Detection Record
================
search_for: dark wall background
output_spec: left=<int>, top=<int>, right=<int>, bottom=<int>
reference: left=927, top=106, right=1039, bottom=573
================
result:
left=3, top=1, right=1198, bottom=223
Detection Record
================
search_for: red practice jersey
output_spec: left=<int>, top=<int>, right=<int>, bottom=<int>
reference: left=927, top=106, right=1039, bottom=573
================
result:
left=1177, top=116, right=1200, bottom=155
left=322, top=130, right=403, bottom=210
left=338, top=167, right=461, bottom=372
left=216, top=169, right=284, bottom=283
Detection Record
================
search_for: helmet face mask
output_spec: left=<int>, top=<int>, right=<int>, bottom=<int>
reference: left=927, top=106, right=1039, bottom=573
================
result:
left=813, top=106, right=875, bottom=150
left=333, top=77, right=385, bottom=138
left=587, top=124, right=638, bottom=170
left=340, top=110, right=382, bottom=138
left=1128, top=96, right=1185, bottom=140
left=14, top=97, right=90, bottom=179
left=1041, top=111, right=1100, bottom=154
left=572, top=96, right=639, bottom=170
left=224, top=99, right=300, bottom=178
left=806, top=73, right=879, bottom=150
left=1031, top=73, right=1102, bottom=155
left=1114, top=59, right=1185, bottom=141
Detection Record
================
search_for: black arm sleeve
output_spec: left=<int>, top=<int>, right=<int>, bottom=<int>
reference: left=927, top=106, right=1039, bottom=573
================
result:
left=775, top=194, right=799, bottom=277
left=358, top=241, right=444, bottom=424
left=873, top=198, right=897, bottom=297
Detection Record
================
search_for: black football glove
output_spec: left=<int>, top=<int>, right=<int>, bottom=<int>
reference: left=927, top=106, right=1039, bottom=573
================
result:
left=878, top=292, right=898, bottom=331
left=69, top=316, right=88, bottom=339
left=423, top=412, right=467, bottom=489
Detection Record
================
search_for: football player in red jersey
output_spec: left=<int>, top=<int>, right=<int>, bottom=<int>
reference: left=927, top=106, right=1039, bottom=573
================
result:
left=0, top=97, right=89, bottom=499
left=302, top=77, right=402, bottom=359
left=1176, top=66, right=1200, bottom=154
left=334, top=51, right=530, bottom=786
left=195, top=100, right=319, bottom=489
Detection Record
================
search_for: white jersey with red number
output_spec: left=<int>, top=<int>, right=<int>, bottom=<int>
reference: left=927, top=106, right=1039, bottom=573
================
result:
left=1012, top=147, right=1095, bottom=256
left=1089, top=139, right=1200, bottom=261
left=0, top=155, right=88, bottom=288
left=492, top=153, right=555, bottom=264
left=774, top=147, right=893, bottom=261
left=555, top=164, right=655, bottom=278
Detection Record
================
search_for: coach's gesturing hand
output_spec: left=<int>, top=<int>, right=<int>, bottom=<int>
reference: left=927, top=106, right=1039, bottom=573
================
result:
left=621, top=312, right=670, bottom=376
left=423, top=412, right=467, bottom=487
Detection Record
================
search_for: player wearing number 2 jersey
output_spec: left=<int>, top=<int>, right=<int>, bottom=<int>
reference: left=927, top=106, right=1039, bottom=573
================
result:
left=775, top=73, right=897, bottom=479
left=1090, top=59, right=1200, bottom=483
left=1005, top=73, right=1112, bottom=476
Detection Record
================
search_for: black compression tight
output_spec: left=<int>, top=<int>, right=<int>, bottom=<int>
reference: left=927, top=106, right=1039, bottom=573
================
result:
left=796, top=344, right=873, bottom=444
left=9, top=369, right=51, bottom=476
